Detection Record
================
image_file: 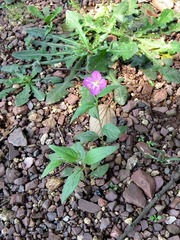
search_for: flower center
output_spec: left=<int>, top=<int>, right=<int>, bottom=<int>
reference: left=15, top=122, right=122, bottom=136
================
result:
left=92, top=80, right=100, bottom=88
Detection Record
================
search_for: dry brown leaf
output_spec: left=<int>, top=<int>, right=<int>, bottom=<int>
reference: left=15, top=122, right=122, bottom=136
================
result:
left=89, top=104, right=117, bottom=135
left=152, top=0, right=174, bottom=11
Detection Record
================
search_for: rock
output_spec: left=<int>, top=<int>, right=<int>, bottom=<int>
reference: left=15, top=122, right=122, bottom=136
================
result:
left=5, top=168, right=21, bottom=183
left=23, top=157, right=34, bottom=170
left=0, top=163, right=5, bottom=177
left=160, top=127, right=168, bottom=136
left=168, top=236, right=180, bottom=240
left=170, top=197, right=180, bottom=208
left=42, top=116, right=56, bottom=128
left=141, top=220, right=148, bottom=231
left=8, top=128, right=27, bottom=147
left=14, top=177, right=28, bottom=185
left=152, top=0, right=174, bottom=11
left=83, top=233, right=92, bottom=240
left=153, top=89, right=167, bottom=104
left=153, top=223, right=163, bottom=231
left=153, top=131, right=162, bottom=141
left=105, top=191, right=118, bottom=201
left=10, top=193, right=25, bottom=205
left=6, top=143, right=19, bottom=160
left=154, top=176, right=164, bottom=191
left=166, top=224, right=180, bottom=235
left=118, top=169, right=130, bottom=181
left=176, top=87, right=180, bottom=96
left=107, top=201, right=117, bottom=211
left=136, top=142, right=154, bottom=157
left=47, top=232, right=60, bottom=240
left=56, top=205, right=64, bottom=218
left=40, top=133, right=48, bottom=145
left=131, top=169, right=156, bottom=198
left=58, top=114, right=65, bottom=125
left=46, top=177, right=63, bottom=191
left=123, top=182, right=146, bottom=208
left=47, top=212, right=57, bottom=221
left=78, top=199, right=101, bottom=213
left=100, top=218, right=110, bottom=230
left=110, top=226, right=122, bottom=239
left=13, top=105, right=28, bottom=115
left=134, top=124, right=148, bottom=133
left=126, top=155, right=138, bottom=170
left=25, top=179, right=39, bottom=191
left=165, top=216, right=177, bottom=224
left=28, top=112, right=43, bottom=122
left=152, top=107, right=168, bottom=113
left=66, top=93, right=79, bottom=105
left=122, top=100, right=137, bottom=113
left=98, top=197, right=108, bottom=207
left=166, top=109, right=177, bottom=117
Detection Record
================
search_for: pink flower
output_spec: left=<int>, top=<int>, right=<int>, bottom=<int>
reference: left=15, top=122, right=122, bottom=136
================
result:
left=83, top=71, right=107, bottom=96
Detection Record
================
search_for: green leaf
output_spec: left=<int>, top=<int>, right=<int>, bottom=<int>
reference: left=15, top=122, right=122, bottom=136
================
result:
left=110, top=41, right=138, bottom=61
left=27, top=6, right=45, bottom=20
left=118, top=125, right=128, bottom=135
left=97, top=85, right=120, bottom=98
left=74, top=131, right=99, bottom=144
left=90, top=163, right=110, bottom=178
left=60, top=167, right=74, bottom=178
left=15, top=84, right=31, bottom=106
left=1, top=64, right=21, bottom=73
left=87, top=50, right=109, bottom=73
left=80, top=86, right=95, bottom=105
left=45, top=6, right=62, bottom=24
left=46, top=81, right=72, bottom=104
left=141, top=64, right=158, bottom=81
left=84, top=145, right=118, bottom=165
left=0, top=88, right=14, bottom=99
left=114, top=84, right=128, bottom=106
left=70, top=102, right=95, bottom=123
left=61, top=167, right=82, bottom=203
left=70, top=142, right=85, bottom=162
left=159, top=67, right=180, bottom=84
left=89, top=106, right=99, bottom=119
left=66, top=10, right=89, bottom=49
left=49, top=145, right=79, bottom=163
left=41, top=155, right=62, bottom=178
left=31, top=84, right=45, bottom=101
left=157, top=9, right=174, bottom=27
left=102, top=123, right=121, bottom=142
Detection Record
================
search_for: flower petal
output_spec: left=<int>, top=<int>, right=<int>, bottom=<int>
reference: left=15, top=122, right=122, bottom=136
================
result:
left=83, top=77, right=93, bottom=88
left=91, top=71, right=102, bottom=81
left=90, top=86, right=101, bottom=96
left=99, top=78, right=107, bottom=89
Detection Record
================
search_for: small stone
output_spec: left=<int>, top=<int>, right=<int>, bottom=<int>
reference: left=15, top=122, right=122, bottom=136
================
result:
left=141, top=220, right=148, bottom=231
left=134, top=124, right=148, bottom=133
left=152, top=107, right=168, bottom=113
left=131, top=169, right=156, bottom=198
left=122, top=100, right=137, bottom=113
left=154, top=176, right=164, bottom=191
left=152, top=0, right=174, bottom=11
left=57, top=205, right=64, bottom=218
left=125, top=217, right=132, bottom=225
left=110, top=226, right=122, bottom=239
left=160, top=127, right=168, bottom=136
left=24, top=157, right=34, bottom=170
left=107, top=201, right=117, bottom=211
left=46, top=177, right=63, bottom=191
left=78, top=199, right=101, bottom=213
left=25, top=179, right=38, bottom=191
left=166, top=109, right=177, bottom=116
left=47, top=232, right=59, bottom=240
left=153, top=131, right=162, bottom=141
left=58, top=114, right=65, bottom=125
left=105, top=191, right=118, bottom=201
left=123, top=182, right=146, bottom=208
left=153, top=89, right=167, bottom=104
left=6, top=143, right=19, bottom=160
left=0, top=163, right=5, bottom=177
left=84, top=217, right=91, bottom=225
left=166, top=224, right=180, bottom=235
left=168, top=236, right=180, bottom=240
left=126, top=155, right=138, bottom=170
left=118, top=169, right=130, bottom=181
left=98, top=197, right=108, bottom=207
left=8, top=128, right=27, bottom=147
left=170, top=197, right=180, bottom=208
left=10, top=193, right=25, bottom=205
left=136, top=142, right=154, bottom=157
left=5, top=168, right=21, bottom=183
left=66, top=93, right=79, bottom=105
left=13, top=105, right=28, bottom=115
left=153, top=223, right=163, bottom=231
left=42, top=199, right=51, bottom=210
left=165, top=216, right=177, bottom=224
left=42, top=116, right=56, bottom=128
left=28, top=112, right=43, bottom=122
left=40, top=133, right=48, bottom=145
left=47, top=212, right=57, bottom=221
left=176, top=87, right=180, bottom=96
left=100, top=218, right=110, bottom=230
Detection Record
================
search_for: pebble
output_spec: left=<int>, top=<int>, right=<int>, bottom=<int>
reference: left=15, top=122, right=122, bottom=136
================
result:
left=154, top=176, right=164, bottom=191
left=25, top=179, right=39, bottom=191
left=153, top=89, right=167, bottom=104
left=10, top=193, right=25, bottom=205
left=46, top=177, right=63, bottom=191
left=105, top=191, right=118, bottom=201
left=160, top=127, right=168, bottom=136
left=66, top=93, right=79, bottom=105
left=110, top=226, right=122, bottom=239
left=166, top=224, right=180, bottom=235
left=118, top=169, right=130, bottom=181
left=84, top=217, right=91, bottom=225
left=78, top=199, right=101, bottom=213
left=136, top=142, right=154, bottom=157
left=100, top=218, right=110, bottom=230
left=8, top=128, right=27, bottom=147
left=0, top=163, right=5, bottom=177
left=5, top=168, right=21, bottom=183
left=152, top=107, right=168, bottom=113
left=23, top=157, right=34, bottom=170
left=131, top=169, right=156, bottom=198
left=126, top=155, right=138, bottom=170
left=42, top=116, right=56, bottom=128
left=28, top=112, right=43, bottom=122
left=123, top=182, right=146, bottom=208
left=47, top=212, right=57, bottom=221
left=165, top=216, right=177, bottom=224
left=166, top=109, right=177, bottom=116
left=153, top=131, right=162, bottom=141
left=134, top=124, right=148, bottom=133
left=122, top=100, right=137, bottom=113
left=13, top=105, right=29, bottom=115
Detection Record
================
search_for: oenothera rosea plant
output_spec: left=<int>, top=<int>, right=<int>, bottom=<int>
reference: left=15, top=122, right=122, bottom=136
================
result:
left=42, top=71, right=127, bottom=203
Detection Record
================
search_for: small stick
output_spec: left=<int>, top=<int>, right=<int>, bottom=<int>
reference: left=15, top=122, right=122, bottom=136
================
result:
left=118, top=171, right=180, bottom=240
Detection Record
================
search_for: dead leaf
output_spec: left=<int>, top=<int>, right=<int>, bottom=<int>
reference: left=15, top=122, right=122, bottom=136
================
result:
left=89, top=104, right=117, bottom=135
left=152, top=0, right=174, bottom=11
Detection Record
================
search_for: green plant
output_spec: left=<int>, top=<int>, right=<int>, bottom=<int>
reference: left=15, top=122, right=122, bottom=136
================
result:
left=27, top=5, right=62, bottom=35
left=149, top=214, right=162, bottom=222
left=147, top=147, right=180, bottom=163
left=42, top=143, right=118, bottom=203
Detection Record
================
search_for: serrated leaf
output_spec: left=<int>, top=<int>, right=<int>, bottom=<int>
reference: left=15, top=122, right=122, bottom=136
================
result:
left=60, top=167, right=74, bottom=178
left=89, top=104, right=117, bottom=136
left=141, top=64, right=158, bottom=80
left=49, top=145, right=79, bottom=163
left=84, top=145, right=118, bottom=165
left=70, top=102, right=95, bottom=123
left=44, top=6, right=62, bottom=24
left=157, top=9, right=174, bottom=27
left=74, top=131, right=99, bottom=144
left=1, top=64, right=21, bottom=73
left=159, top=67, right=180, bottom=84
left=90, top=163, right=110, bottom=178
left=61, top=167, right=82, bottom=203
left=31, top=84, right=45, bottom=101
left=102, top=123, right=121, bottom=142
left=15, top=85, right=31, bottom=106
left=27, top=6, right=45, bottom=20
left=46, top=81, right=72, bottom=104
left=41, top=154, right=62, bottom=178
left=87, top=50, right=109, bottom=73
left=0, top=88, right=14, bottom=99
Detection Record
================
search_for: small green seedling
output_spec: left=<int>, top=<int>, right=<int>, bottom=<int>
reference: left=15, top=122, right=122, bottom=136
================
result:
left=149, top=214, right=162, bottom=222
left=27, top=5, right=62, bottom=35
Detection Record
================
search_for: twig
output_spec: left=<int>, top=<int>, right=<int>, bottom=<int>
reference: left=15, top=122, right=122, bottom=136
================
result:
left=118, top=171, right=180, bottom=240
